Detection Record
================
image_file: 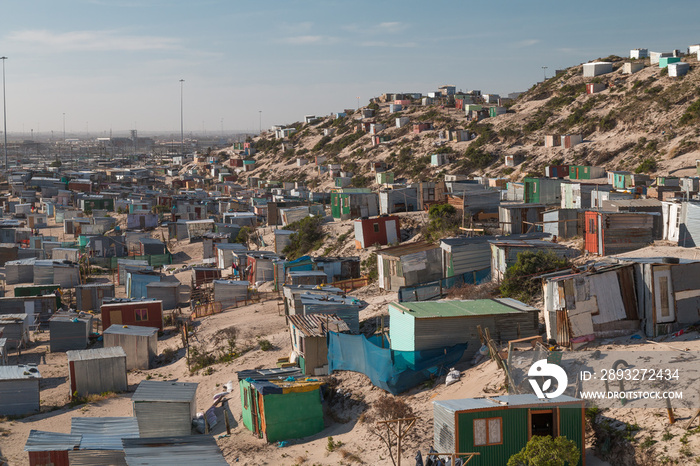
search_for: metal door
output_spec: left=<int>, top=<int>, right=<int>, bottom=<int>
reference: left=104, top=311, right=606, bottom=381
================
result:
left=110, top=310, right=122, bottom=325
left=386, top=220, right=397, bottom=243
left=584, top=212, right=599, bottom=254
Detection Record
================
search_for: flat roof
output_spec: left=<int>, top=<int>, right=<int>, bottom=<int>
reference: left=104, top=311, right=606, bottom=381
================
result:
left=104, top=325, right=159, bottom=336
left=67, top=347, right=126, bottom=361
left=434, top=394, right=583, bottom=413
left=132, top=380, right=198, bottom=402
left=390, top=298, right=536, bottom=318
left=0, top=364, right=41, bottom=380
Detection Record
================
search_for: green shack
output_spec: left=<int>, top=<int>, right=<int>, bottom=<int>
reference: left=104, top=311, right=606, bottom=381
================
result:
left=433, top=394, right=585, bottom=466
left=610, top=171, right=632, bottom=190
left=238, top=370, right=324, bottom=443
left=14, top=284, right=63, bottom=308
left=658, top=56, right=680, bottom=68
left=330, top=188, right=379, bottom=220
left=569, top=165, right=605, bottom=180
left=376, top=171, right=394, bottom=185
left=523, top=178, right=563, bottom=204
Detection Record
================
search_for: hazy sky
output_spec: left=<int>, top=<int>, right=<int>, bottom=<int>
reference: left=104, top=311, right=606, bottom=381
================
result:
left=1, top=0, right=699, bottom=137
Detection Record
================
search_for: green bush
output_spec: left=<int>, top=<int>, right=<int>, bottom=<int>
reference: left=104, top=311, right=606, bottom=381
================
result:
left=361, top=253, right=378, bottom=282
left=500, top=251, right=569, bottom=303
left=598, top=111, right=617, bottom=132
left=235, top=226, right=250, bottom=244
left=635, top=158, right=657, bottom=174
left=507, top=435, right=580, bottom=466
left=680, top=100, right=700, bottom=126
left=283, top=216, right=324, bottom=260
left=425, top=204, right=460, bottom=242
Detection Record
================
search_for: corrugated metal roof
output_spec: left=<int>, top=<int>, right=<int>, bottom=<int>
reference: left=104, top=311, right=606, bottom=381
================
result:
left=212, top=279, right=250, bottom=286
left=24, top=430, right=81, bottom=451
left=236, top=367, right=302, bottom=381
left=67, top=347, right=127, bottom=362
left=132, top=380, right=197, bottom=402
left=391, top=298, right=535, bottom=318
left=433, top=394, right=583, bottom=413
left=605, top=199, right=662, bottom=207
left=0, top=364, right=41, bottom=380
left=377, top=241, right=438, bottom=258
left=122, top=436, right=228, bottom=465
left=75, top=283, right=115, bottom=289
left=287, top=314, right=350, bottom=337
left=103, top=325, right=159, bottom=337
left=72, top=417, right=139, bottom=450
left=0, top=314, right=29, bottom=322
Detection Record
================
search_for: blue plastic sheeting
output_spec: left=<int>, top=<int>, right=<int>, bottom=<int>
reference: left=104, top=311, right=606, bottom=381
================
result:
left=398, top=267, right=491, bottom=302
left=327, top=332, right=467, bottom=394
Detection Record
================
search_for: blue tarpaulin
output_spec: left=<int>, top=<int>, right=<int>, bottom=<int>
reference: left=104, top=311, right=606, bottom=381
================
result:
left=327, top=332, right=467, bottom=394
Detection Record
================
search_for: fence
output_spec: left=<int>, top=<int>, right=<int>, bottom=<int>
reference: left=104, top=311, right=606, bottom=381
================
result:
left=331, top=276, right=371, bottom=292
left=191, top=302, right=222, bottom=319
left=189, top=290, right=282, bottom=320
left=397, top=267, right=491, bottom=302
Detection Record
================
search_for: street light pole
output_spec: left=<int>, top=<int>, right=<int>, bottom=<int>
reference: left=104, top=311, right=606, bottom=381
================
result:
left=258, top=110, right=262, bottom=134
left=180, top=79, right=185, bottom=155
left=542, top=66, right=548, bottom=81
left=1, top=56, right=7, bottom=171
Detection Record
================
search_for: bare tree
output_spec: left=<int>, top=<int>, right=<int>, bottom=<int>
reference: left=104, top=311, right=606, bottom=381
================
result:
left=363, top=395, right=416, bottom=466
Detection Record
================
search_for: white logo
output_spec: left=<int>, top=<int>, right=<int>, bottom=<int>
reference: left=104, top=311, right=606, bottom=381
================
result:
left=528, top=359, right=568, bottom=399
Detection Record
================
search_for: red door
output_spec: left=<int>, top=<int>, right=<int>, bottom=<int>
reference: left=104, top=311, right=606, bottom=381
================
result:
left=584, top=211, right=599, bottom=254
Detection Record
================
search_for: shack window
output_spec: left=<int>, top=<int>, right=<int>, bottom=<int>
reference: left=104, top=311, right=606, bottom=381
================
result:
left=135, top=308, right=148, bottom=322
left=373, top=223, right=380, bottom=233
left=473, top=417, right=502, bottom=446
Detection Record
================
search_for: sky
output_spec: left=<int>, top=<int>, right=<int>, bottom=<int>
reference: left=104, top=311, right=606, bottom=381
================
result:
left=1, top=0, right=699, bottom=138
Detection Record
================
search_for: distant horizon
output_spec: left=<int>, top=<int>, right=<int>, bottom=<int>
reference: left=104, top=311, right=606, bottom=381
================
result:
left=2, top=0, right=699, bottom=134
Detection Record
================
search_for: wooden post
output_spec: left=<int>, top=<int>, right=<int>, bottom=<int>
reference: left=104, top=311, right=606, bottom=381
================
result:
left=225, top=402, right=231, bottom=435
left=666, top=398, right=675, bottom=424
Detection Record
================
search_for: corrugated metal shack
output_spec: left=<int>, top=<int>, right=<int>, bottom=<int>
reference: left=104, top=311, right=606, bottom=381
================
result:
left=104, top=325, right=158, bottom=370
left=126, top=270, right=162, bottom=299
left=132, top=380, right=198, bottom=437
left=433, top=395, right=584, bottom=466
left=238, top=370, right=324, bottom=443
left=313, top=256, right=360, bottom=282
left=122, top=436, right=228, bottom=465
left=0, top=364, right=41, bottom=415
left=440, top=236, right=493, bottom=283
left=24, top=430, right=81, bottom=466
left=202, top=232, right=230, bottom=258
left=0, top=294, right=58, bottom=325
left=498, top=204, right=545, bottom=234
left=543, top=208, right=580, bottom=239
left=5, top=258, right=37, bottom=284
left=0, top=314, right=30, bottom=349
left=584, top=211, right=654, bottom=255
left=215, top=242, right=248, bottom=269
left=602, top=198, right=663, bottom=239
left=299, top=293, right=361, bottom=333
left=145, top=280, right=180, bottom=310
left=69, top=416, right=140, bottom=465
left=67, top=347, right=128, bottom=397
left=282, top=284, right=345, bottom=315
left=543, top=264, right=639, bottom=347
left=51, top=247, right=80, bottom=262
left=49, top=311, right=93, bottom=352
left=377, top=242, right=442, bottom=291
left=288, top=314, right=350, bottom=376
left=33, top=260, right=81, bottom=287
left=273, top=229, right=294, bottom=254
left=679, top=201, right=700, bottom=247
left=286, top=270, right=328, bottom=286
left=523, top=178, right=564, bottom=205
left=447, top=186, right=500, bottom=216
left=561, top=183, right=610, bottom=209
left=0, top=243, right=19, bottom=266
left=101, top=298, right=164, bottom=331
left=389, top=299, right=538, bottom=361
left=212, top=280, right=250, bottom=308
left=75, top=283, right=115, bottom=312
left=379, top=187, right=418, bottom=214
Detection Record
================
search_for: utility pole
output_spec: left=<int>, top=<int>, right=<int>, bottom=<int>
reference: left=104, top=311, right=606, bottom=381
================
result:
left=180, top=79, right=185, bottom=155
left=542, top=66, right=548, bottom=81
left=258, top=110, right=262, bottom=134
left=1, top=56, right=8, bottom=171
